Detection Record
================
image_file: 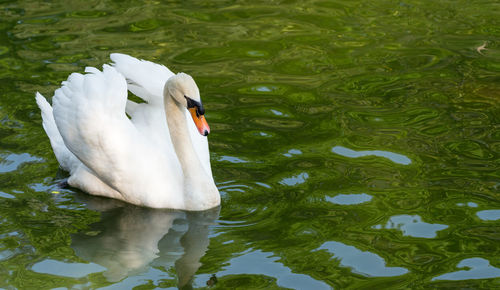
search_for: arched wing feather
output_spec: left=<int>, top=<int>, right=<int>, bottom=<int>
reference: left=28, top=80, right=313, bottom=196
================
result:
left=110, top=53, right=174, bottom=104
left=111, top=54, right=212, bottom=177
left=52, top=65, right=162, bottom=200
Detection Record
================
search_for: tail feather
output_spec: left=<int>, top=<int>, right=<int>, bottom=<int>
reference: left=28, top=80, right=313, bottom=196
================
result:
left=35, top=92, right=79, bottom=172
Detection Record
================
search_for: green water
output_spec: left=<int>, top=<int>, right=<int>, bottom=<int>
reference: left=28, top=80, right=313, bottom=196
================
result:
left=1, top=0, right=499, bottom=288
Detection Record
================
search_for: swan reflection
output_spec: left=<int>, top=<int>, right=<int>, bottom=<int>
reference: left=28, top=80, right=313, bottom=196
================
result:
left=71, top=194, right=220, bottom=287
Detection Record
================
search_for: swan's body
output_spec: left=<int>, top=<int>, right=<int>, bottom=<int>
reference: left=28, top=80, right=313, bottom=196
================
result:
left=36, top=53, right=220, bottom=210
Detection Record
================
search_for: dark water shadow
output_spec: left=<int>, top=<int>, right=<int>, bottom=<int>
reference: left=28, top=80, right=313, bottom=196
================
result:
left=71, top=193, right=220, bottom=288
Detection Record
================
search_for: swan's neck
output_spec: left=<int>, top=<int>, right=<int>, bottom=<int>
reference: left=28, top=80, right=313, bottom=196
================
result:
left=164, top=94, right=219, bottom=210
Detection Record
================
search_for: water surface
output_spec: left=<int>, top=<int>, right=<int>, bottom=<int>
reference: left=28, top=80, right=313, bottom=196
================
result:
left=0, top=0, right=499, bottom=289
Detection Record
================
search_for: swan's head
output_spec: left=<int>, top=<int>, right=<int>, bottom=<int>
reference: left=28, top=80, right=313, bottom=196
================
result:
left=166, top=73, right=210, bottom=136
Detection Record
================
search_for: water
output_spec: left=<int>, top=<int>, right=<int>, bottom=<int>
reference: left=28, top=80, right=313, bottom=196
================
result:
left=0, top=0, right=499, bottom=288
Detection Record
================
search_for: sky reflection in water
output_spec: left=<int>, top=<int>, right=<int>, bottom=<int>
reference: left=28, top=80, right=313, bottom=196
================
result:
left=0, top=0, right=498, bottom=288
left=372, top=215, right=448, bottom=238
left=326, top=193, right=373, bottom=205
left=476, top=210, right=500, bottom=221
left=202, top=249, right=331, bottom=290
left=31, top=259, right=106, bottom=278
left=332, top=146, right=412, bottom=165
left=317, top=241, right=409, bottom=277
left=432, top=258, right=500, bottom=281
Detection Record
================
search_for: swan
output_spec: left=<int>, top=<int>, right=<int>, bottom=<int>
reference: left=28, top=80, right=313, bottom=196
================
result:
left=35, top=53, right=220, bottom=210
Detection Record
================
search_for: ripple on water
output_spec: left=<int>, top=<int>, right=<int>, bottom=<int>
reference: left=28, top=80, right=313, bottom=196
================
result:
left=173, top=41, right=281, bottom=64
left=218, top=155, right=249, bottom=164
left=279, top=172, right=309, bottom=186
left=326, top=193, right=373, bottom=205
left=385, top=49, right=456, bottom=71
left=0, top=46, right=9, bottom=56
left=2, top=0, right=500, bottom=288
left=0, top=249, right=16, bottom=261
left=372, top=215, right=448, bottom=238
left=445, top=140, right=494, bottom=160
left=217, top=181, right=252, bottom=194
left=198, top=249, right=330, bottom=289
left=238, top=107, right=294, bottom=119
left=31, top=259, right=105, bottom=278
left=252, top=118, right=304, bottom=129
left=243, top=130, right=275, bottom=138
left=432, top=258, right=500, bottom=281
left=332, top=146, right=412, bottom=165
left=66, top=10, right=109, bottom=18
left=237, top=84, right=288, bottom=95
left=0, top=153, right=42, bottom=173
left=283, top=149, right=302, bottom=157
left=456, top=202, right=478, bottom=208
left=476, top=210, right=500, bottom=221
left=419, top=123, right=450, bottom=136
left=0, top=191, right=15, bottom=199
left=316, top=241, right=409, bottom=277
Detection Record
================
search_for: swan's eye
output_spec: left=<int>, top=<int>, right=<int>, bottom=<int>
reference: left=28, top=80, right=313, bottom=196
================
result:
left=196, top=105, right=205, bottom=116
left=185, top=96, right=205, bottom=117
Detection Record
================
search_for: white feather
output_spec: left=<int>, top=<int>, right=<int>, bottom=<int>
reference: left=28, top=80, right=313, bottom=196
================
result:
left=35, top=54, right=219, bottom=210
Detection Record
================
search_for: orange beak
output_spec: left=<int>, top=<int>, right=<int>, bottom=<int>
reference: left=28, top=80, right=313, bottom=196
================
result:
left=189, top=107, right=210, bottom=136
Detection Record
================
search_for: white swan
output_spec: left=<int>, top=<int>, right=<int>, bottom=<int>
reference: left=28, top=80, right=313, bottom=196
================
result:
left=35, top=53, right=220, bottom=210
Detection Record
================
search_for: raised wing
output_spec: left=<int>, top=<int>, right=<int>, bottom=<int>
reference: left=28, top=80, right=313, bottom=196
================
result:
left=110, top=53, right=174, bottom=104
left=111, top=53, right=212, bottom=177
left=51, top=65, right=170, bottom=202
